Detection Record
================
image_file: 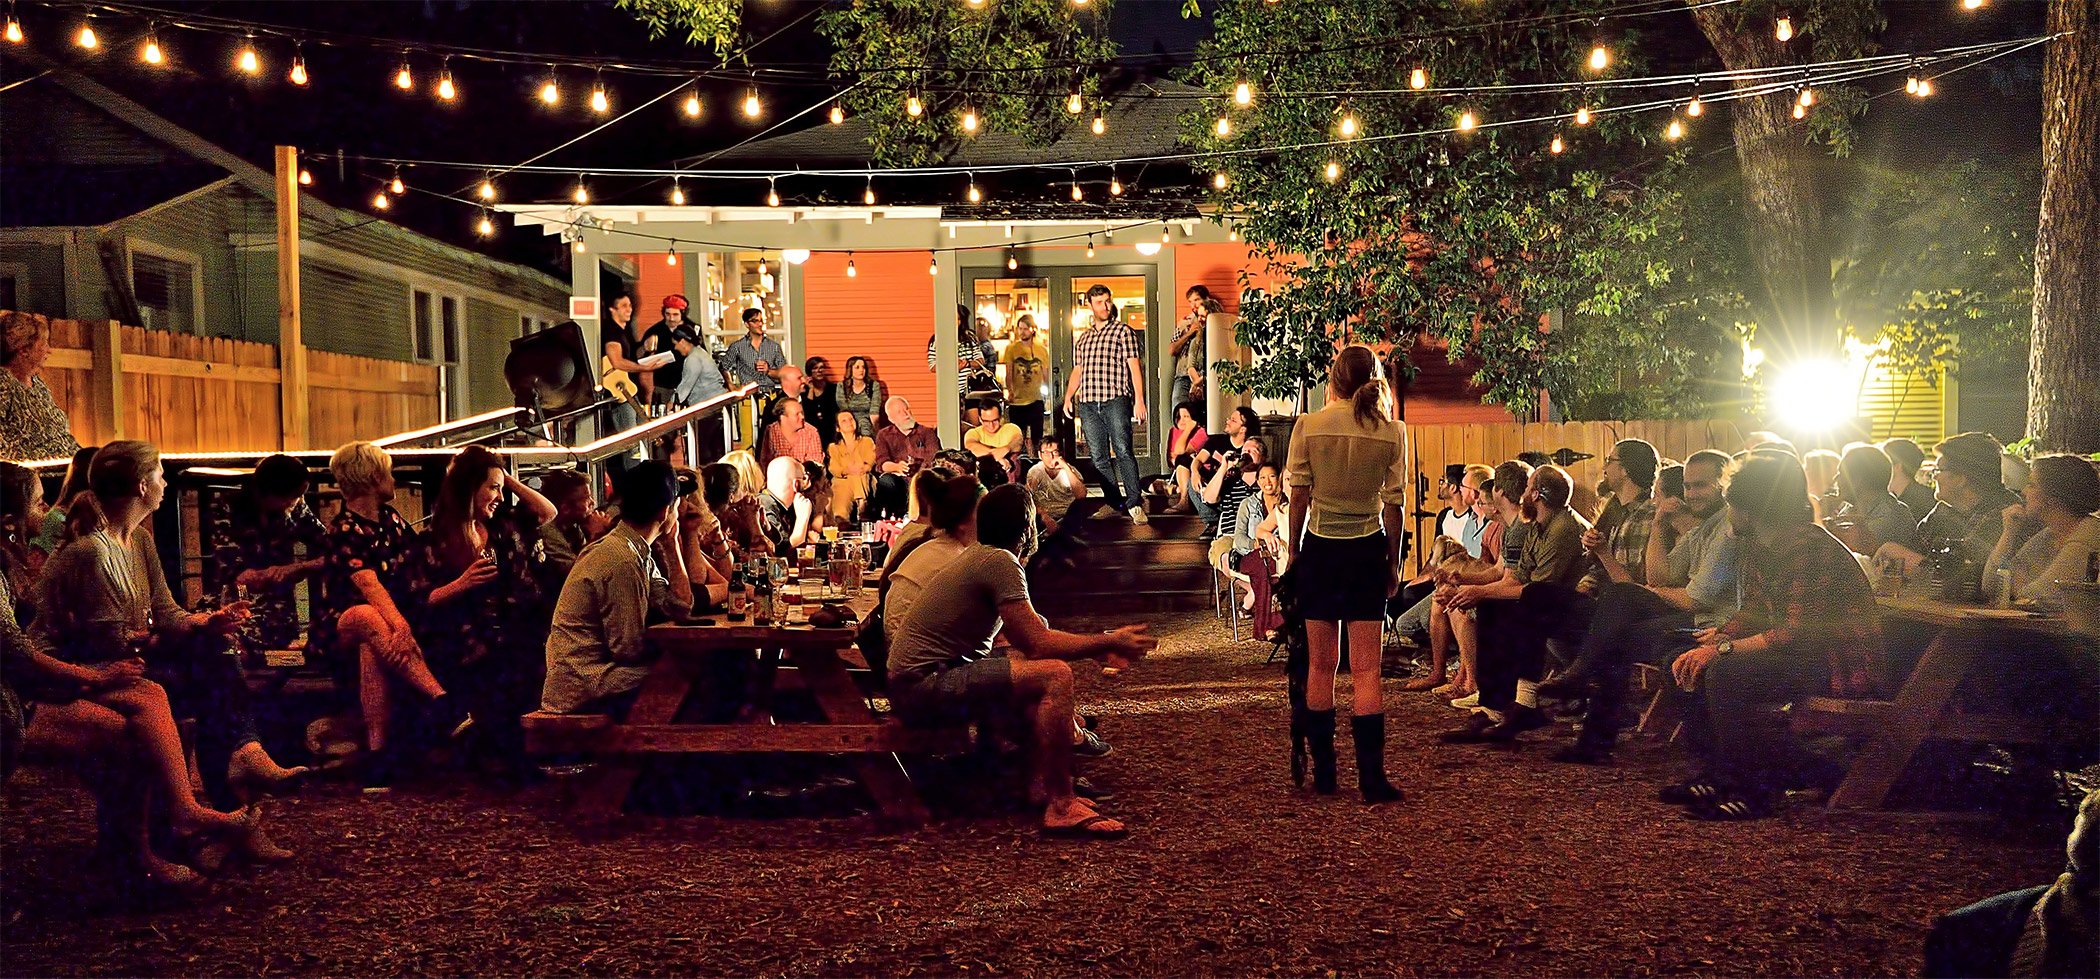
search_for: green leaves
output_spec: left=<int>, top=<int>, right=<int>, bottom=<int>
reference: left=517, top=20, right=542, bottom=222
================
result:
left=613, top=0, right=744, bottom=59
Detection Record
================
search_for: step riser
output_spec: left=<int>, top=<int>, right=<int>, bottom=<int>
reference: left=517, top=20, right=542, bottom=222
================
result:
left=1034, top=566, right=1217, bottom=593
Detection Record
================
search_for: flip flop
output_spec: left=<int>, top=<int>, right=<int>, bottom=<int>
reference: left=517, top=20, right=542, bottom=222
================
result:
left=1398, top=676, right=1446, bottom=692
left=1041, top=813, right=1129, bottom=840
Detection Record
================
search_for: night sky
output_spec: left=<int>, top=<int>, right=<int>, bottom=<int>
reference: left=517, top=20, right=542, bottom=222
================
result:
left=2, top=0, right=2051, bottom=275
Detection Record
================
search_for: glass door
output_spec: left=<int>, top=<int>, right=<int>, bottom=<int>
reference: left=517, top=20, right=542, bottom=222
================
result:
left=969, top=266, right=1160, bottom=469
left=1067, top=274, right=1153, bottom=460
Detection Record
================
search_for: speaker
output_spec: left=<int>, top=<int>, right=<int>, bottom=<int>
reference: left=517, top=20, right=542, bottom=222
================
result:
left=504, top=321, right=595, bottom=420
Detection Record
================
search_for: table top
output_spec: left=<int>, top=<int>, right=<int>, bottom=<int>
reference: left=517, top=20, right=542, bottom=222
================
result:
left=1875, top=593, right=2068, bottom=633
left=647, top=590, right=880, bottom=648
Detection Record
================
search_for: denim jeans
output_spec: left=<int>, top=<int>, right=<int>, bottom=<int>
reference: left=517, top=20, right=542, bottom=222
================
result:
left=1170, top=375, right=1195, bottom=416
left=1186, top=478, right=1218, bottom=527
left=1076, top=396, right=1140, bottom=512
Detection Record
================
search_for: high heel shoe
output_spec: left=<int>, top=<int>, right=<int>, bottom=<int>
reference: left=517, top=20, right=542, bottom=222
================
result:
left=227, top=744, right=311, bottom=797
left=237, top=805, right=296, bottom=863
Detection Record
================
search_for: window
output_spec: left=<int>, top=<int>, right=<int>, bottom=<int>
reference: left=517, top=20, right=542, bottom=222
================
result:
left=132, top=249, right=199, bottom=333
left=519, top=314, right=552, bottom=338
left=411, top=288, right=467, bottom=420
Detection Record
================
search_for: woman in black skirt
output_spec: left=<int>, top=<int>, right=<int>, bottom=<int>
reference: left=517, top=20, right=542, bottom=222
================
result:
left=1283, top=345, right=1407, bottom=802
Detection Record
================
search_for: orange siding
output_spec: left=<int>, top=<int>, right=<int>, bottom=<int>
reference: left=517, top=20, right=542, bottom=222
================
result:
left=631, top=258, right=685, bottom=325
left=1173, top=242, right=1276, bottom=314
left=800, top=251, right=938, bottom=427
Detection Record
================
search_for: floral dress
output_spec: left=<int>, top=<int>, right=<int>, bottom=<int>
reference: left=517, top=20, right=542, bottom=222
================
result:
left=310, top=503, right=426, bottom=668
left=205, top=495, right=329, bottom=650
left=0, top=371, right=81, bottom=462
left=418, top=504, right=551, bottom=760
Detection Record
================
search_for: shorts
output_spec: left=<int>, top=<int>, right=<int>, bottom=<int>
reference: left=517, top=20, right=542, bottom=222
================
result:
left=1295, top=531, right=1391, bottom=622
left=889, top=657, right=1015, bottom=726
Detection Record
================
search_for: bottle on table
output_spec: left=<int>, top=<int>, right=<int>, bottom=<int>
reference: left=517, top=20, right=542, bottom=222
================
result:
left=753, top=571, right=774, bottom=625
left=728, top=568, right=748, bottom=621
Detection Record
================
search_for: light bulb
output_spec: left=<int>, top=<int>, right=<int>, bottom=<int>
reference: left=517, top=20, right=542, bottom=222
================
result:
left=683, top=91, right=702, bottom=117
left=1905, top=74, right=1920, bottom=94
left=573, top=239, right=586, bottom=254
left=1213, top=171, right=1230, bottom=190
left=1228, top=225, right=1238, bottom=241
left=1086, top=238, right=1096, bottom=258
left=1338, top=114, right=1359, bottom=138
left=1161, top=223, right=1171, bottom=243
left=1798, top=87, right=1815, bottom=107
left=1457, top=110, right=1478, bottom=132
left=437, top=72, right=456, bottom=101
left=846, top=255, right=857, bottom=278
left=670, top=181, right=686, bottom=206
left=1215, top=116, right=1231, bottom=137
left=967, top=182, right=982, bottom=203
left=1775, top=15, right=1793, bottom=42
left=863, top=183, right=876, bottom=206
left=1233, top=80, right=1253, bottom=106
left=1792, top=102, right=1806, bottom=120
left=289, top=58, right=308, bottom=86
left=573, top=181, right=589, bottom=204
left=5, top=17, right=22, bottom=44
left=906, top=94, right=923, bottom=118
left=390, top=174, right=405, bottom=195
left=478, top=179, right=496, bottom=201
left=1007, top=252, right=1018, bottom=270
left=666, top=249, right=678, bottom=266
left=1091, top=114, right=1106, bottom=136
left=540, top=78, right=560, bottom=106
left=590, top=84, right=610, bottom=114
left=1550, top=134, right=1564, bottom=154
left=961, top=108, right=979, bottom=133
left=767, top=183, right=781, bottom=207
left=1071, top=180, right=1083, bottom=201
left=478, top=214, right=496, bottom=237
left=759, top=257, right=768, bottom=276
left=1916, top=78, right=1934, bottom=97
left=1109, top=175, right=1122, bottom=196
left=1666, top=119, right=1684, bottom=140
left=1324, top=159, right=1340, bottom=182
left=1575, top=105, right=1591, bottom=125
left=1588, top=44, right=1609, bottom=71
left=829, top=103, right=844, bottom=125
left=372, top=192, right=390, bottom=210
left=395, top=62, right=413, bottom=91
left=1067, top=91, right=1083, bottom=114
left=1687, top=94, right=1704, bottom=116
left=929, top=257, right=938, bottom=276
left=142, top=37, right=163, bottom=65
left=1962, top=0, right=1983, bottom=9
left=76, top=23, right=97, bottom=49
left=297, top=168, right=313, bottom=185
left=1410, top=67, right=1428, bottom=90
left=238, top=44, right=260, bottom=75
left=743, top=89, right=762, bottom=118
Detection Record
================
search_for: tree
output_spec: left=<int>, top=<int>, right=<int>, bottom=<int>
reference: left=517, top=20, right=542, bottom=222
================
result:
left=2028, top=0, right=2099, bottom=454
left=1191, top=0, right=1744, bottom=418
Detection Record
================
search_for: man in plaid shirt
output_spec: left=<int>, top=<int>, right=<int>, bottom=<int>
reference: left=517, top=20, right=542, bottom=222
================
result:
left=1059, top=284, right=1150, bottom=524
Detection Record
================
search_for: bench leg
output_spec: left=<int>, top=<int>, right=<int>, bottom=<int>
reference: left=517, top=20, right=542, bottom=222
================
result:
left=1828, top=634, right=1973, bottom=810
left=577, top=658, right=695, bottom=818
left=788, top=647, right=931, bottom=826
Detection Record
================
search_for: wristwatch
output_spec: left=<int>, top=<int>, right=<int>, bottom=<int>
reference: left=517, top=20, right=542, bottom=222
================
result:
left=1715, top=637, right=1734, bottom=656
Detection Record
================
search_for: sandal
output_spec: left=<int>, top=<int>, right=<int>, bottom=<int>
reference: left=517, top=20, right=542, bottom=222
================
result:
left=1684, top=792, right=1775, bottom=822
left=1041, top=812, right=1129, bottom=840
left=1657, top=781, right=1723, bottom=806
left=1398, top=675, right=1447, bottom=692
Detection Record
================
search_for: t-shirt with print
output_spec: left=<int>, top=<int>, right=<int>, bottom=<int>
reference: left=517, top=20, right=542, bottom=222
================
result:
left=886, top=544, right=1032, bottom=678
left=1000, top=340, right=1050, bottom=406
left=1517, top=507, right=1592, bottom=587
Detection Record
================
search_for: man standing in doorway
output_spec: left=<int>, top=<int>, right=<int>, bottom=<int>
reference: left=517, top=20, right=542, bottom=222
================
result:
left=1062, top=285, right=1148, bottom=525
left=722, top=307, right=784, bottom=396
left=1001, top=314, right=1050, bottom=455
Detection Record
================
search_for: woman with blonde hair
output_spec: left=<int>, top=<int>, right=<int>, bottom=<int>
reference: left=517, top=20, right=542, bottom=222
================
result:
left=1283, top=345, right=1407, bottom=802
left=717, top=449, right=768, bottom=555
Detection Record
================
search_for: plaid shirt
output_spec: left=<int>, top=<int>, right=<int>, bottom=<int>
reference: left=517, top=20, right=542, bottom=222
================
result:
left=1071, top=320, right=1141, bottom=403
left=1580, top=495, right=1654, bottom=592
left=1721, top=522, right=1884, bottom=697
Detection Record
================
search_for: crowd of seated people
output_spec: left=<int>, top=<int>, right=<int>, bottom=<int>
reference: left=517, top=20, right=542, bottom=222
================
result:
left=1386, top=432, right=2099, bottom=821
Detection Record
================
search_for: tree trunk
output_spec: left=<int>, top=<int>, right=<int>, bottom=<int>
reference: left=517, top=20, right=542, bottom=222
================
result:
left=1693, top=7, right=1837, bottom=367
left=2028, top=0, right=2100, bottom=454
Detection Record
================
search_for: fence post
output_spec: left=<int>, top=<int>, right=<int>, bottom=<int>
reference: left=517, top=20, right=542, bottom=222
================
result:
left=275, top=145, right=310, bottom=450
left=87, top=318, right=124, bottom=441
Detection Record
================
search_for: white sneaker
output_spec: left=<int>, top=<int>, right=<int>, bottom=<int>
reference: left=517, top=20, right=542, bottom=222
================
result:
left=1130, top=507, right=1149, bottom=525
left=1449, top=692, right=1480, bottom=709
left=1088, top=507, right=1123, bottom=520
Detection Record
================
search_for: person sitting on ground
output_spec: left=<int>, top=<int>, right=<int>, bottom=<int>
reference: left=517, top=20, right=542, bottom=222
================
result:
left=33, top=441, right=298, bottom=848
left=716, top=451, right=768, bottom=556
left=1438, top=463, right=1592, bottom=743
left=541, top=462, right=695, bottom=718
left=1881, top=431, right=2027, bottom=578
left=1986, top=453, right=2100, bottom=611
left=828, top=410, right=875, bottom=523
left=316, top=441, right=472, bottom=770
left=886, top=484, right=1154, bottom=839
left=1187, top=406, right=1258, bottom=531
left=1881, top=437, right=1939, bottom=520
left=1925, top=787, right=2098, bottom=979
left=1152, top=401, right=1208, bottom=513
left=1545, top=451, right=1742, bottom=765
left=757, top=455, right=813, bottom=557
left=205, top=453, right=329, bottom=656
left=420, top=447, right=559, bottom=769
left=1803, top=449, right=1842, bottom=523
left=1198, top=436, right=1265, bottom=537
left=1660, top=451, right=1883, bottom=821
left=536, top=470, right=611, bottom=593
left=963, top=400, right=1026, bottom=483
left=1827, top=442, right=1923, bottom=557
left=872, top=396, right=942, bottom=519
left=762, top=397, right=824, bottom=468
left=2, top=464, right=259, bottom=889
left=1025, top=436, right=1085, bottom=537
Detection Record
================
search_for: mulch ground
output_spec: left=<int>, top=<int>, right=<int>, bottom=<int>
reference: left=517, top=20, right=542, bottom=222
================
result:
left=1, top=611, right=2070, bottom=977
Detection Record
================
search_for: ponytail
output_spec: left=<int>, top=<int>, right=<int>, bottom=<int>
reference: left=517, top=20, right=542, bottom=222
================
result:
left=1331, top=345, right=1392, bottom=430
left=62, top=491, right=106, bottom=542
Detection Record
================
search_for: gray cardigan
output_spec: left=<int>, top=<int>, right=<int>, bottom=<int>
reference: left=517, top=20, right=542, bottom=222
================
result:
left=34, top=526, right=193, bottom=663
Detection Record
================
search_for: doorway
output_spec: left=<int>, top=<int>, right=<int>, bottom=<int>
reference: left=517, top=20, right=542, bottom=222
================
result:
left=967, top=265, right=1160, bottom=470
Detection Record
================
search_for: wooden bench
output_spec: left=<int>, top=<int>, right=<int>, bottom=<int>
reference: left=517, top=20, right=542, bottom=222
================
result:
left=522, top=710, right=969, bottom=757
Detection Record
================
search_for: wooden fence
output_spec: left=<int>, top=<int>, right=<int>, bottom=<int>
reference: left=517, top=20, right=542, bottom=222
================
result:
left=1403, top=418, right=1748, bottom=573
left=37, top=318, right=439, bottom=455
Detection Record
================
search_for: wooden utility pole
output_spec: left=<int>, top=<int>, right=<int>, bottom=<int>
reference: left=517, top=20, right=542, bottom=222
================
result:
left=274, top=145, right=310, bottom=450
left=2028, top=0, right=2100, bottom=453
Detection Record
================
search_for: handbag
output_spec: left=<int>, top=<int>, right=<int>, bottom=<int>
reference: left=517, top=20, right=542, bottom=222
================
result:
left=854, top=531, right=940, bottom=692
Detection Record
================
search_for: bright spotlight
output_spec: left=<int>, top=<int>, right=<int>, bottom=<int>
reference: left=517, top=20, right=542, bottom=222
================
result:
left=1770, top=358, right=1859, bottom=433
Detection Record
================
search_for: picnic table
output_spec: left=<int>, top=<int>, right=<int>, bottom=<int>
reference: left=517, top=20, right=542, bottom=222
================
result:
left=1793, top=594, right=2090, bottom=809
left=527, top=587, right=969, bottom=823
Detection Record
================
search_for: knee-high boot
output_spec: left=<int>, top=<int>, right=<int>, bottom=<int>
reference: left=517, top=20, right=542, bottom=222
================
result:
left=1302, top=707, right=1337, bottom=794
left=1351, top=713, right=1404, bottom=803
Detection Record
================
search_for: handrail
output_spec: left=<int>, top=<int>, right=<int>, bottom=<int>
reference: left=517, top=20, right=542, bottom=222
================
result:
left=372, top=405, right=519, bottom=448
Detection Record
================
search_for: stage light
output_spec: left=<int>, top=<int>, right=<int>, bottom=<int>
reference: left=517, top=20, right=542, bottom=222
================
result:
left=1771, top=358, right=1860, bottom=433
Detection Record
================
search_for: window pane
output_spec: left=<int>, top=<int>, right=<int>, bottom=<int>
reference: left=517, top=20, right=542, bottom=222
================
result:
left=441, top=297, right=460, bottom=363
left=413, top=290, right=434, bottom=361
left=132, top=252, right=197, bottom=333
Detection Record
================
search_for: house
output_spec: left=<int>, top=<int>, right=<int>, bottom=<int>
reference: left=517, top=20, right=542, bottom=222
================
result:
left=0, top=69, right=567, bottom=421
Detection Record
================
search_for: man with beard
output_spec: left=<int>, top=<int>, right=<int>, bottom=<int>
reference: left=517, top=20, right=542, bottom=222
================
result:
left=1542, top=450, right=1742, bottom=764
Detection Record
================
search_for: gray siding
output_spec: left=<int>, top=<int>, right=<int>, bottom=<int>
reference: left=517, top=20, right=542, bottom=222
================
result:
left=104, top=184, right=254, bottom=339
left=465, top=298, right=517, bottom=412
left=0, top=243, right=67, bottom=317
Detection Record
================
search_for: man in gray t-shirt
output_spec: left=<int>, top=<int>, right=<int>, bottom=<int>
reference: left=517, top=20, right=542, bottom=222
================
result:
left=885, top=485, right=1153, bottom=840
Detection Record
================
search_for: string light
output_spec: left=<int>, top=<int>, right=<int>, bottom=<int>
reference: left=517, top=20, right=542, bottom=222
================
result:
left=1775, top=13, right=1794, bottom=42
left=573, top=175, right=589, bottom=204
left=1550, top=133, right=1564, bottom=154
left=1006, top=250, right=1018, bottom=271
left=742, top=84, right=763, bottom=119
left=966, top=174, right=982, bottom=203
left=1228, top=224, right=1238, bottom=242
left=297, top=168, right=313, bottom=185
left=666, top=244, right=678, bottom=266
left=1215, top=115, right=1231, bottom=137
left=828, top=103, right=844, bottom=125
left=1915, top=77, right=1935, bottom=97
left=141, top=27, right=163, bottom=65
left=767, top=177, right=781, bottom=207
left=237, top=36, right=261, bottom=74
left=906, top=92, right=924, bottom=118
left=1792, top=101, right=1807, bottom=120
left=477, top=211, right=496, bottom=237
left=1233, top=80, right=1253, bottom=106
left=5, top=12, right=21, bottom=44
left=670, top=177, right=685, bottom=206
left=1066, top=79, right=1083, bottom=114
left=539, top=71, right=560, bottom=106
left=1797, top=86, right=1816, bottom=107
left=1962, top=0, right=1984, bottom=9
left=477, top=174, right=497, bottom=201
left=1085, top=236, right=1097, bottom=258
left=1324, top=159, right=1341, bottom=182
left=1091, top=113, right=1106, bottom=136
left=389, top=168, right=405, bottom=195
left=1575, top=104, right=1591, bottom=125
left=683, top=87, right=702, bottom=118
left=863, top=176, right=875, bottom=206
left=928, top=256, right=938, bottom=276
left=394, top=54, right=413, bottom=91
left=1665, top=118, right=1684, bottom=140
left=75, top=19, right=97, bottom=50
left=1457, top=110, right=1478, bottom=132
left=289, top=49, right=309, bottom=86
left=1109, top=168, right=1123, bottom=196
left=1410, top=66, right=1428, bottom=89
left=436, top=57, right=457, bottom=100
left=590, top=72, right=610, bottom=114
left=1687, top=84, right=1705, bottom=117
left=961, top=107, right=979, bottom=133
left=1213, top=170, right=1230, bottom=190
left=758, top=254, right=768, bottom=276
left=371, top=190, right=390, bottom=210
left=573, top=238, right=586, bottom=255
left=1338, top=112, right=1360, bottom=139
left=846, top=252, right=857, bottom=278
left=1071, top=172, right=1084, bottom=201
left=1587, top=43, right=1610, bottom=72
left=1905, top=71, right=1920, bottom=94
